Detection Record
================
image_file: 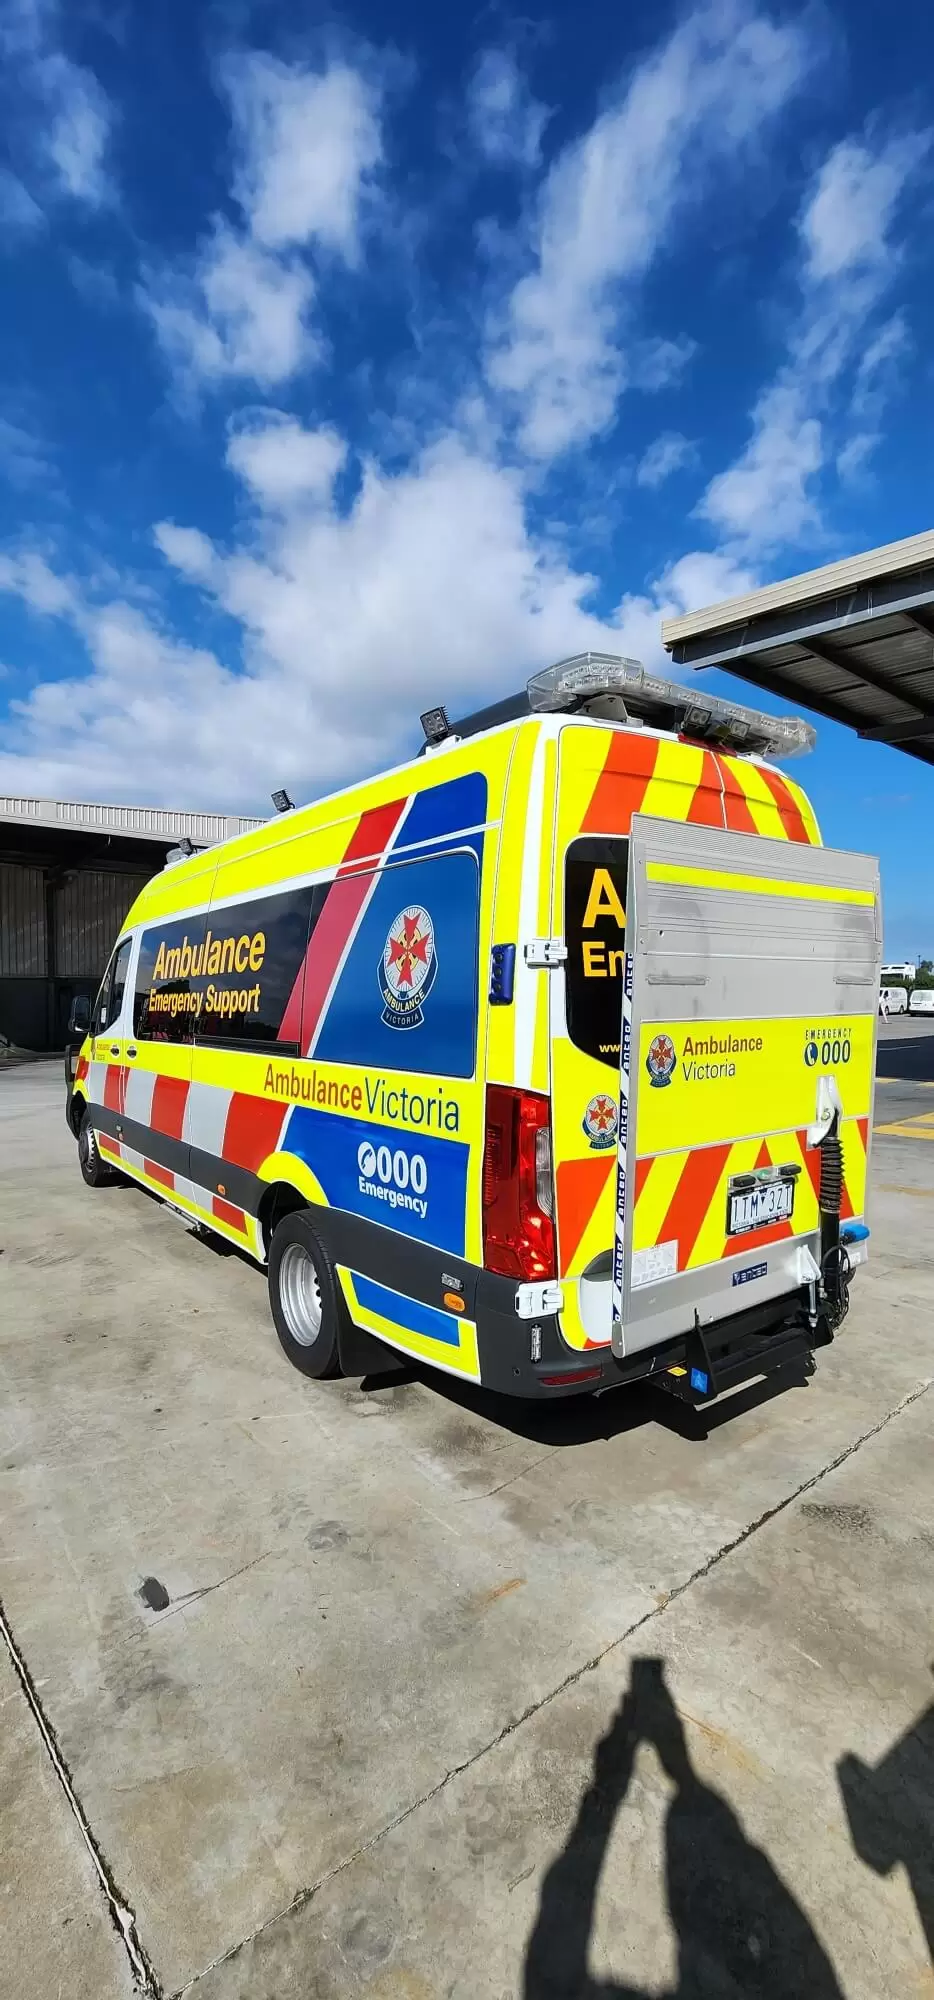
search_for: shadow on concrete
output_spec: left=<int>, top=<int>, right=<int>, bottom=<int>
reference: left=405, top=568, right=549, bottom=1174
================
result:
left=523, top=1657, right=845, bottom=2000
left=358, top=1361, right=811, bottom=1448
left=838, top=1669, right=933, bottom=1967
left=876, top=1030, right=934, bottom=1082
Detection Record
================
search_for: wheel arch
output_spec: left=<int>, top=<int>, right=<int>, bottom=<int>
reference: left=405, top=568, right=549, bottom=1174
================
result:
left=256, top=1150, right=328, bottom=1260
left=68, top=1087, right=89, bottom=1138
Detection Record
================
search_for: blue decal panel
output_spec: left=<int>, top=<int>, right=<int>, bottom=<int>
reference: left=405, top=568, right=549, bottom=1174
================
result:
left=284, top=1104, right=468, bottom=1254
left=391, top=772, right=487, bottom=862
left=351, top=1274, right=461, bottom=1347
left=314, top=847, right=480, bottom=1078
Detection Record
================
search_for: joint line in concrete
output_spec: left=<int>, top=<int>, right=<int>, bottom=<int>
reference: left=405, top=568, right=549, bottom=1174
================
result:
left=176, top=1374, right=932, bottom=1997
left=0, top=1592, right=161, bottom=1998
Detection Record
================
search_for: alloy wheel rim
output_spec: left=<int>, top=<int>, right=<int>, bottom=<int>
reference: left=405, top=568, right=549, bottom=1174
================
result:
left=279, top=1242, right=324, bottom=1347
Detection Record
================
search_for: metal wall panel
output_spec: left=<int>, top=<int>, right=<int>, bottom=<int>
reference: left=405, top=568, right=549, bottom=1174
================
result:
left=0, top=862, right=47, bottom=976
left=54, top=871, right=147, bottom=977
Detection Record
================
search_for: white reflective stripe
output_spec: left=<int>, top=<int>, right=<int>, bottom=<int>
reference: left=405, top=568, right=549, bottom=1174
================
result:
left=87, top=1060, right=108, bottom=1104
left=513, top=730, right=547, bottom=1089
left=184, top=1080, right=233, bottom=1160
left=123, top=1066, right=156, bottom=1127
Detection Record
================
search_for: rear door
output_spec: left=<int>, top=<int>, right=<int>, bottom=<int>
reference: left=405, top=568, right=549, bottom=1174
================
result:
left=549, top=723, right=726, bottom=1351
left=612, top=815, right=882, bottom=1356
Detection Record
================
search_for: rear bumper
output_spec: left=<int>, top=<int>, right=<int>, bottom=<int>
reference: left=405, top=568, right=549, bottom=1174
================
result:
left=472, top=1280, right=831, bottom=1400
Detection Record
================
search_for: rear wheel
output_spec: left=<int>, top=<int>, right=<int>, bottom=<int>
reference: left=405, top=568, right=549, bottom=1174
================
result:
left=268, top=1210, right=344, bottom=1380
left=78, top=1112, right=116, bottom=1188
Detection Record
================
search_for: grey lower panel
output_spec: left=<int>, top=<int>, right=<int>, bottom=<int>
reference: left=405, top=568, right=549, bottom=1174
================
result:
left=619, top=1233, right=821, bottom=1357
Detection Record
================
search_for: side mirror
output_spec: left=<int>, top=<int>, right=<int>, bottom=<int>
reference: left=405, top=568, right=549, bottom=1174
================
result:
left=68, top=995, right=91, bottom=1036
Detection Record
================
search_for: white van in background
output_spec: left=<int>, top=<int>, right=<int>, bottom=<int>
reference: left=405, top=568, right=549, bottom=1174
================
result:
left=879, top=986, right=909, bottom=1015
left=909, top=988, right=934, bottom=1014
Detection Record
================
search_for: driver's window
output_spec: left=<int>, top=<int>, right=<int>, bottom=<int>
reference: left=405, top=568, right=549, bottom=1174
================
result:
left=94, top=938, right=133, bottom=1036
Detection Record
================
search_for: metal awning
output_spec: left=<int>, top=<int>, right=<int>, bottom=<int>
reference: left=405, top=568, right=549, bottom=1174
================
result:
left=661, top=529, right=934, bottom=768
left=0, top=794, right=263, bottom=846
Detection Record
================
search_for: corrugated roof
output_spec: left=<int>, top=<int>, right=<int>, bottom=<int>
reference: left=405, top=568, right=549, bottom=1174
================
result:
left=661, top=530, right=934, bottom=768
left=0, top=795, right=264, bottom=846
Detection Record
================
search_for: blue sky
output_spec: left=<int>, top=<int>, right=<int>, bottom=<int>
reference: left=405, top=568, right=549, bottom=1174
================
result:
left=0, top=0, right=932, bottom=955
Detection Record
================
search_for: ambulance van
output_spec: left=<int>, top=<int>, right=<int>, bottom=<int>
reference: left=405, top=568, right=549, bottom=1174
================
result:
left=66, top=655, right=882, bottom=1404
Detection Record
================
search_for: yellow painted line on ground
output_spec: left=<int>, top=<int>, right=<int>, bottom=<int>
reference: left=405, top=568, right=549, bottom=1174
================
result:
left=877, top=1076, right=934, bottom=1087
left=875, top=1117, right=934, bottom=1140
left=646, top=862, right=874, bottom=906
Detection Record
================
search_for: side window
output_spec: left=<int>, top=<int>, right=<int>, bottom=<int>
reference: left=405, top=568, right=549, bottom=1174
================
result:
left=195, top=886, right=319, bottom=1049
left=312, top=848, right=480, bottom=1079
left=134, top=913, right=207, bottom=1044
left=564, top=836, right=629, bottom=1069
left=94, top=937, right=133, bottom=1036
left=133, top=890, right=318, bottom=1049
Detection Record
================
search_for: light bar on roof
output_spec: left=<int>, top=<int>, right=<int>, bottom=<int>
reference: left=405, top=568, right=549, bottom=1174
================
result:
left=526, top=653, right=816, bottom=760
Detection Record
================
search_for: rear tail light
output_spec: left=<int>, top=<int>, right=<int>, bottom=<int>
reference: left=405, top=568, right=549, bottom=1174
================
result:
left=482, top=1085, right=556, bottom=1281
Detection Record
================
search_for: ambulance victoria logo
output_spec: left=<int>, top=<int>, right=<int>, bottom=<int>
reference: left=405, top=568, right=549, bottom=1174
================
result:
left=646, top=1032, right=677, bottom=1088
left=379, top=905, right=438, bottom=1029
left=583, top=1093, right=618, bottom=1150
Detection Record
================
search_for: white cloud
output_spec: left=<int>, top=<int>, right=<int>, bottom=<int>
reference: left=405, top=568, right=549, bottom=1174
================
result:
left=144, top=228, right=317, bottom=392
left=220, top=52, right=382, bottom=256
left=836, top=432, right=877, bottom=483
left=699, top=126, right=929, bottom=551
left=466, top=49, right=548, bottom=169
left=851, top=311, right=909, bottom=417
left=702, top=391, right=823, bottom=545
left=67, top=254, right=121, bottom=308
left=636, top=430, right=696, bottom=489
left=486, top=0, right=809, bottom=459
left=0, top=0, right=115, bottom=211
left=0, top=415, right=54, bottom=487
left=629, top=335, right=697, bottom=393
left=142, top=51, right=384, bottom=395
left=0, top=547, right=79, bottom=616
left=801, top=135, right=929, bottom=282
left=0, top=428, right=725, bottom=808
left=0, top=166, right=44, bottom=235
left=41, top=51, right=111, bottom=203
left=151, top=523, right=218, bottom=585
left=226, top=413, right=346, bottom=508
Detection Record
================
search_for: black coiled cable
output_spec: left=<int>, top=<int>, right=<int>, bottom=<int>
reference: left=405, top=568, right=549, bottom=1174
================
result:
left=819, top=1130, right=843, bottom=1215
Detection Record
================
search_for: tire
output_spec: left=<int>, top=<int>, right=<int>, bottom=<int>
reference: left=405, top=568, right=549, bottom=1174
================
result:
left=268, top=1210, right=345, bottom=1380
left=77, top=1111, right=117, bottom=1188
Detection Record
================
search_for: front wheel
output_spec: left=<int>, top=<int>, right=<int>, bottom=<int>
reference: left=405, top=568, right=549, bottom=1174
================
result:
left=77, top=1112, right=116, bottom=1188
left=268, top=1211, right=345, bottom=1380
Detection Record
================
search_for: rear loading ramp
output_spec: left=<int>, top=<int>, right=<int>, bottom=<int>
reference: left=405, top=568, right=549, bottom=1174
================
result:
left=613, top=815, right=882, bottom=1359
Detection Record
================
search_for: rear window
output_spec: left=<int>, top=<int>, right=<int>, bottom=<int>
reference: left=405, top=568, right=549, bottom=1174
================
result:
left=564, top=836, right=628, bottom=1069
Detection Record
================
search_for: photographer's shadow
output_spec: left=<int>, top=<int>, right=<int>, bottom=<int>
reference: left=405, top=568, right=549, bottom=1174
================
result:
left=524, top=1657, right=844, bottom=1999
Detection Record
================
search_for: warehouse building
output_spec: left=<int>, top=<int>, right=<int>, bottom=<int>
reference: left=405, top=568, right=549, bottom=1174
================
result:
left=0, top=795, right=262, bottom=1052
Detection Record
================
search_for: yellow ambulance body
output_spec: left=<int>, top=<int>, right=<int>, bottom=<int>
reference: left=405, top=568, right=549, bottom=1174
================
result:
left=67, top=655, right=880, bottom=1401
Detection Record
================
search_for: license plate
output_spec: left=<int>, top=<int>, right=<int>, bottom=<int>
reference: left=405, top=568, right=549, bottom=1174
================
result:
left=727, top=1176, right=795, bottom=1236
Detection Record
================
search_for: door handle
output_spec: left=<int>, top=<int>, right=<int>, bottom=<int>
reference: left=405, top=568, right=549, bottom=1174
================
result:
left=126, top=1046, right=137, bottom=1059
left=110, top=1044, right=120, bottom=1056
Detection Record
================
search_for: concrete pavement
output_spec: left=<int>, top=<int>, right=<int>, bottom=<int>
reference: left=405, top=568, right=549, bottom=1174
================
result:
left=0, top=1061, right=931, bottom=1999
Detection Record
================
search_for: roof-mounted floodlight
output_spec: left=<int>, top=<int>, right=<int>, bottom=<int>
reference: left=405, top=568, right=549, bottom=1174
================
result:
left=272, top=789, right=295, bottom=814
left=527, top=653, right=815, bottom=759
left=420, top=705, right=452, bottom=747
left=165, top=836, right=195, bottom=867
